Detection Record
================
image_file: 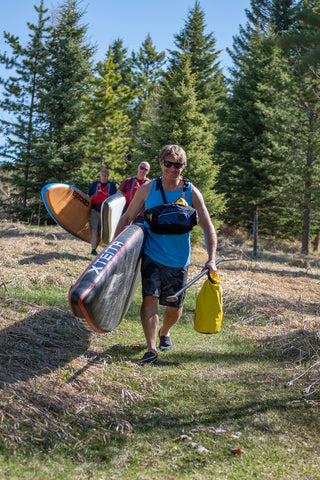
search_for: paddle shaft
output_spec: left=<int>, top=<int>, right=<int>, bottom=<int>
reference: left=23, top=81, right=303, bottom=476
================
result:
left=165, top=258, right=237, bottom=303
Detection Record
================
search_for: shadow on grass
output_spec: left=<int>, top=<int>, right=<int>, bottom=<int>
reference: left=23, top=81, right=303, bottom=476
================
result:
left=216, top=261, right=319, bottom=280
left=125, top=392, right=320, bottom=438
left=121, top=329, right=320, bottom=437
left=0, top=308, right=91, bottom=384
left=0, top=310, right=319, bottom=462
left=19, top=251, right=90, bottom=264
left=0, top=225, right=73, bottom=241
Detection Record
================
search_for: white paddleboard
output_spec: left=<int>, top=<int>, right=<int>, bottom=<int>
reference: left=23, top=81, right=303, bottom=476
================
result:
left=100, top=193, right=126, bottom=245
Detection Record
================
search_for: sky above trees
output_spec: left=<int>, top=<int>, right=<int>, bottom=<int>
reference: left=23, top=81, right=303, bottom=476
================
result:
left=0, top=0, right=251, bottom=75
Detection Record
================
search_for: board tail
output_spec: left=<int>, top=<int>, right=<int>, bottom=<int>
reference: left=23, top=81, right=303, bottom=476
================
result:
left=69, top=224, right=145, bottom=333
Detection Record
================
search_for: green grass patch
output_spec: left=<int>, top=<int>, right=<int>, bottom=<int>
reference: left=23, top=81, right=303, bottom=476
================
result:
left=1, top=222, right=319, bottom=479
left=7, top=285, right=69, bottom=306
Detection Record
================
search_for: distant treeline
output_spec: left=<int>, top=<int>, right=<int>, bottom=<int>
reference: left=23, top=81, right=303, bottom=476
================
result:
left=0, top=0, right=319, bottom=254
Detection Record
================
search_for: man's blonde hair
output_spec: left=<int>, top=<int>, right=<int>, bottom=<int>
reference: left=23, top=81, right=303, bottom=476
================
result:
left=159, top=145, right=187, bottom=165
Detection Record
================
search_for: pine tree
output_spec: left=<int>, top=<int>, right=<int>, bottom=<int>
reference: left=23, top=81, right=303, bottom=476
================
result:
left=35, top=0, right=94, bottom=189
left=276, top=3, right=320, bottom=68
left=0, top=0, right=50, bottom=220
left=81, top=48, right=136, bottom=186
left=129, top=35, right=166, bottom=167
left=136, top=53, right=225, bottom=217
left=168, top=0, right=226, bottom=125
left=216, top=0, right=298, bottom=231
left=131, top=34, right=166, bottom=122
left=216, top=30, right=276, bottom=229
left=258, top=1, right=320, bottom=253
left=111, top=38, right=134, bottom=92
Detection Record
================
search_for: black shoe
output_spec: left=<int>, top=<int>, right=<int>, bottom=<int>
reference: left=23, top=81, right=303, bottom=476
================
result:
left=137, top=351, right=158, bottom=365
left=91, top=249, right=98, bottom=256
left=158, top=329, right=173, bottom=351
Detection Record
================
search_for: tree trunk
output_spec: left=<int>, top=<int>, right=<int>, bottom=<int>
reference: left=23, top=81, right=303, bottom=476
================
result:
left=301, top=203, right=310, bottom=254
left=301, top=149, right=313, bottom=255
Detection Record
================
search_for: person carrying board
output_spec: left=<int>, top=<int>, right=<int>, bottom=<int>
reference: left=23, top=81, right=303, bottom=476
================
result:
left=114, top=145, right=217, bottom=364
left=117, top=161, right=151, bottom=222
left=88, top=168, right=117, bottom=255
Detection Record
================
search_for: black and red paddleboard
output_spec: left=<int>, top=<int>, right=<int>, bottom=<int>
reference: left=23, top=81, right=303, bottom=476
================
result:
left=69, top=223, right=145, bottom=333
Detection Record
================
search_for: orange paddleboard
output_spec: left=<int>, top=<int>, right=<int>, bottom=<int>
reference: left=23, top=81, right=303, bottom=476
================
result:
left=42, top=183, right=92, bottom=243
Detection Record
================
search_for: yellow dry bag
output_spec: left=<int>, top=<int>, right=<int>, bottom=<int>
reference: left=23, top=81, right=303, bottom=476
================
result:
left=194, top=271, right=223, bottom=334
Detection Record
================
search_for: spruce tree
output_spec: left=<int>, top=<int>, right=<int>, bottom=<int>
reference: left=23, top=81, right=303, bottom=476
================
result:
left=131, top=34, right=166, bottom=124
left=168, top=0, right=226, bottom=127
left=129, top=35, right=166, bottom=167
left=0, top=0, right=50, bottom=220
left=258, top=1, right=320, bottom=253
left=136, top=53, right=225, bottom=217
left=276, top=3, right=320, bottom=68
left=81, top=48, right=136, bottom=186
left=216, top=31, right=276, bottom=229
left=35, top=0, right=94, bottom=189
left=215, top=0, right=298, bottom=231
left=111, top=38, right=134, bottom=92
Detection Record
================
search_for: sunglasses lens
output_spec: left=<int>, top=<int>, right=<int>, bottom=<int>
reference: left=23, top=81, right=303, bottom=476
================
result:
left=163, top=160, right=183, bottom=169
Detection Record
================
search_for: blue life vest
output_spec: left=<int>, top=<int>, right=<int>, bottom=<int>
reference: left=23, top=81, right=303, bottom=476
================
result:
left=143, top=178, right=193, bottom=268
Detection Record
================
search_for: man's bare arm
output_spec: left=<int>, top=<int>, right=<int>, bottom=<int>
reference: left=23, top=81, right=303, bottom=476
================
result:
left=192, top=187, right=217, bottom=272
left=114, top=182, right=152, bottom=237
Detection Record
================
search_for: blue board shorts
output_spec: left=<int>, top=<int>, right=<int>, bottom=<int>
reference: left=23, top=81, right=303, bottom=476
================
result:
left=141, top=254, right=188, bottom=308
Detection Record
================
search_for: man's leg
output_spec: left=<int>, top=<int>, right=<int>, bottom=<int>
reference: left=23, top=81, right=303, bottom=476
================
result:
left=91, top=228, right=99, bottom=250
left=140, top=295, right=159, bottom=353
left=90, top=209, right=101, bottom=253
left=160, top=305, right=183, bottom=337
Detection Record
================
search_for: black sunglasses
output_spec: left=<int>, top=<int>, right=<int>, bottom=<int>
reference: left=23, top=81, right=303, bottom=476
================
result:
left=162, top=159, right=185, bottom=170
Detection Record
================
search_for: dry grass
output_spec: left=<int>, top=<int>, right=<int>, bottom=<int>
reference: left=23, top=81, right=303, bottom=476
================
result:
left=191, top=233, right=320, bottom=394
left=0, top=220, right=319, bottom=476
left=0, top=221, right=144, bottom=459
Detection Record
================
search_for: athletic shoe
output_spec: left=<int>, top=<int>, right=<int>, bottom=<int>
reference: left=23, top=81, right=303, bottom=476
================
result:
left=137, top=351, right=158, bottom=365
left=91, top=249, right=98, bottom=256
left=158, top=329, right=173, bottom=351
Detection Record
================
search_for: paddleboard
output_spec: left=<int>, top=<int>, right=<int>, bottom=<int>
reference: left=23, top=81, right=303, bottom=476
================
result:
left=69, top=223, right=145, bottom=333
left=41, top=183, right=92, bottom=243
left=100, top=193, right=126, bottom=245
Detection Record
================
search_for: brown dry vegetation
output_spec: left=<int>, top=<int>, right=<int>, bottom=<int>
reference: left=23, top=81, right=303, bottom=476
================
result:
left=0, top=220, right=319, bottom=476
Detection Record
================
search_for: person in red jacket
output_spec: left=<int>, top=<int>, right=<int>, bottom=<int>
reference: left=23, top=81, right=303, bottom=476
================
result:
left=88, top=168, right=117, bottom=255
left=117, top=162, right=151, bottom=223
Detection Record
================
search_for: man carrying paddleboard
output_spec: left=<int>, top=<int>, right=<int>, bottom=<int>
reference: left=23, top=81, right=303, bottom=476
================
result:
left=117, top=161, right=151, bottom=221
left=114, top=145, right=217, bottom=365
left=88, top=168, right=117, bottom=255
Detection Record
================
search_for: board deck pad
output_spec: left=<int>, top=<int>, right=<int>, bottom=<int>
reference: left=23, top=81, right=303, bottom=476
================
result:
left=42, top=183, right=92, bottom=243
left=100, top=193, right=126, bottom=245
left=69, top=223, right=145, bottom=333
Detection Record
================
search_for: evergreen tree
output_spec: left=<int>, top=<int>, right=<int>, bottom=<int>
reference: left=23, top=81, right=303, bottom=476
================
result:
left=36, top=0, right=94, bottom=189
left=136, top=53, right=225, bottom=217
left=106, top=36, right=166, bottom=172
left=111, top=38, right=134, bottom=91
left=254, top=44, right=303, bottom=236
left=0, top=0, right=50, bottom=219
left=258, top=52, right=320, bottom=252
left=168, top=0, right=226, bottom=130
left=81, top=48, right=136, bottom=186
left=276, top=3, right=320, bottom=68
left=244, top=0, right=297, bottom=34
left=131, top=34, right=166, bottom=123
left=216, top=30, right=276, bottom=229
left=216, top=0, right=298, bottom=231
left=258, top=1, right=320, bottom=253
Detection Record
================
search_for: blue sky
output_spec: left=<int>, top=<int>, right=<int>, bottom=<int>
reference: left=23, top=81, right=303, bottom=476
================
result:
left=0, top=0, right=251, bottom=75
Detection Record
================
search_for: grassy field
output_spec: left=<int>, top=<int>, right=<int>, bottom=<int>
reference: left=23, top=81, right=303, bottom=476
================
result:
left=0, top=221, right=319, bottom=480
